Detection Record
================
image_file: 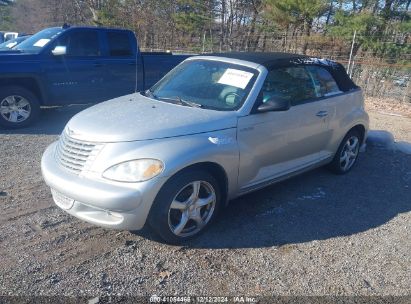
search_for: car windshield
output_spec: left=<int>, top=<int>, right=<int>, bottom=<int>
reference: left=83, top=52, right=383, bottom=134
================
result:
left=149, top=59, right=258, bottom=111
left=15, top=28, right=63, bottom=53
left=0, top=36, right=28, bottom=50
left=0, top=38, right=18, bottom=50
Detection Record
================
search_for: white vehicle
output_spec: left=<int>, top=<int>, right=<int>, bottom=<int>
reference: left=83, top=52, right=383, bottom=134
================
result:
left=0, top=32, right=19, bottom=43
left=4, top=32, right=18, bottom=41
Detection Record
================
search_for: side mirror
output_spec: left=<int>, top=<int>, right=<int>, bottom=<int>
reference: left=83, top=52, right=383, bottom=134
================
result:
left=52, top=46, right=67, bottom=56
left=257, top=97, right=290, bottom=113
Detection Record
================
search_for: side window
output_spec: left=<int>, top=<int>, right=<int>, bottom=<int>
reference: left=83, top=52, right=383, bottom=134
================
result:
left=107, top=32, right=133, bottom=57
left=261, top=66, right=317, bottom=106
left=306, top=66, right=342, bottom=97
left=55, top=31, right=100, bottom=57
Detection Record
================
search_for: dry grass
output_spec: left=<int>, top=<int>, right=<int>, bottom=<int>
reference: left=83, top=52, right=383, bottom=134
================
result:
left=365, top=97, right=411, bottom=118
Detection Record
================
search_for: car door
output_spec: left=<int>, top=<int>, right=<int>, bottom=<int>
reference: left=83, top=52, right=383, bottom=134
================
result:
left=304, top=65, right=345, bottom=157
left=237, top=66, right=331, bottom=192
left=43, top=29, right=107, bottom=104
left=101, top=30, right=137, bottom=99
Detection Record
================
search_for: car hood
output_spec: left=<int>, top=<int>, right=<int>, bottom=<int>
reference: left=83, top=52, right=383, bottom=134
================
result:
left=66, top=93, right=238, bottom=142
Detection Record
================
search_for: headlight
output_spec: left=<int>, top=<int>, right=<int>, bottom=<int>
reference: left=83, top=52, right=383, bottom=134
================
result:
left=102, top=159, right=164, bottom=182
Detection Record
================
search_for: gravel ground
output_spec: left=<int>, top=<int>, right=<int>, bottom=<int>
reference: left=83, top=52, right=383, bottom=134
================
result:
left=0, top=106, right=410, bottom=298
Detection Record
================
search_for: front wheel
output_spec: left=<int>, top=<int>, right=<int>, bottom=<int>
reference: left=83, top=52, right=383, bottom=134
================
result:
left=0, top=86, right=40, bottom=129
left=328, top=130, right=361, bottom=174
left=148, top=170, right=221, bottom=244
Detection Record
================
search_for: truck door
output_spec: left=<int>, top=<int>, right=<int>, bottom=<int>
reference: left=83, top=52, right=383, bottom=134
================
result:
left=43, top=29, right=107, bottom=104
left=141, top=54, right=189, bottom=89
left=100, top=30, right=138, bottom=99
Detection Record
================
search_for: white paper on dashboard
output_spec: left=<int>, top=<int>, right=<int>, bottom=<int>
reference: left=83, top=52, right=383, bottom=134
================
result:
left=218, top=68, right=254, bottom=89
left=33, top=39, right=50, bottom=47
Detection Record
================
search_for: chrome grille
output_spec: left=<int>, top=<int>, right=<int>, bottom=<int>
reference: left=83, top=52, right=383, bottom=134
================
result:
left=55, top=132, right=103, bottom=174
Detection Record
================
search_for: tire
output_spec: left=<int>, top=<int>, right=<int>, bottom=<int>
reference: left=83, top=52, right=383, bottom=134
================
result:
left=328, top=129, right=361, bottom=174
left=148, top=170, right=222, bottom=244
left=0, top=86, right=40, bottom=129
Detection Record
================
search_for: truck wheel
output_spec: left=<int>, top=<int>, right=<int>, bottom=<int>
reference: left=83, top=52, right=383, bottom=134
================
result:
left=148, top=170, right=221, bottom=244
left=0, top=86, right=40, bottom=129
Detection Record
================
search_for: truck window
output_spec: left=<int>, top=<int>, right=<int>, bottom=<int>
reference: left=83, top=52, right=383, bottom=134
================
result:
left=107, top=32, right=132, bottom=57
left=56, top=31, right=100, bottom=57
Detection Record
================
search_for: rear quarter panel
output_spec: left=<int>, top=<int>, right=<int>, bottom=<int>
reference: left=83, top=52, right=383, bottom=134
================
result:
left=325, top=89, right=369, bottom=155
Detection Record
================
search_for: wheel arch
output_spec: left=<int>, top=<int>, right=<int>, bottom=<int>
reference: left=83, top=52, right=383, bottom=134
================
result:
left=0, top=77, right=46, bottom=105
left=164, top=161, right=229, bottom=206
left=347, top=124, right=366, bottom=143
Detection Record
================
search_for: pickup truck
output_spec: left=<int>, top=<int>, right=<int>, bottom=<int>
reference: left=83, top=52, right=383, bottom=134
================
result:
left=0, top=31, right=19, bottom=43
left=0, top=26, right=191, bottom=128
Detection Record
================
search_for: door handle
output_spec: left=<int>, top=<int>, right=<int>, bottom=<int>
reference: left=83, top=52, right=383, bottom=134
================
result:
left=316, top=111, right=328, bottom=118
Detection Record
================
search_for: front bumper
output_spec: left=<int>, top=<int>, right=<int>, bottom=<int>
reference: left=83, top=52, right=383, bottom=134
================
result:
left=41, top=142, right=166, bottom=230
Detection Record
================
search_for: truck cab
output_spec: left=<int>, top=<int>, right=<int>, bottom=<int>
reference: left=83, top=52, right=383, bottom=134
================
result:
left=0, top=26, right=191, bottom=128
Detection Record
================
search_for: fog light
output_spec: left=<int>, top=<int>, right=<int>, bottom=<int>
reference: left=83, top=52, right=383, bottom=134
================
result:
left=51, top=189, right=74, bottom=210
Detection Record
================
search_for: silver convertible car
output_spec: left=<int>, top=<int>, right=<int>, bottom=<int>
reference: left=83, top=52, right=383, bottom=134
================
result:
left=42, top=52, right=369, bottom=243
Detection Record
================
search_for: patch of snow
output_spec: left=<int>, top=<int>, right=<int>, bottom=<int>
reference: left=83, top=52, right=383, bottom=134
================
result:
left=88, top=297, right=100, bottom=304
left=297, top=187, right=326, bottom=201
left=366, top=130, right=395, bottom=148
left=256, top=206, right=285, bottom=218
left=367, top=130, right=411, bottom=155
left=395, top=141, right=411, bottom=155
left=290, top=57, right=338, bottom=68
left=287, top=201, right=298, bottom=207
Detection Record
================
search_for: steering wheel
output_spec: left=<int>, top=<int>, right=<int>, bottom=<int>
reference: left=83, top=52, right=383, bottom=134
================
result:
left=222, top=92, right=242, bottom=106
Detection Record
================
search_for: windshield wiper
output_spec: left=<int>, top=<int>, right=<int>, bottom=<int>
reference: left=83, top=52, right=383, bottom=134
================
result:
left=157, top=96, right=203, bottom=108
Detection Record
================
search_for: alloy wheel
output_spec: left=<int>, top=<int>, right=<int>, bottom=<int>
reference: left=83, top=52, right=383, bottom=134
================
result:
left=339, top=136, right=360, bottom=172
left=168, top=180, right=216, bottom=237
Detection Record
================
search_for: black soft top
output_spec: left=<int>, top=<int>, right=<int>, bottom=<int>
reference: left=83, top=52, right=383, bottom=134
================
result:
left=205, top=52, right=358, bottom=92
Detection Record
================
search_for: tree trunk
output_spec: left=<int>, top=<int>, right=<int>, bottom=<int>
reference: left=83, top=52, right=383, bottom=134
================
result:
left=245, top=2, right=258, bottom=51
left=219, top=0, right=225, bottom=52
left=382, top=0, right=394, bottom=21
left=302, top=19, right=312, bottom=54
left=325, top=0, right=334, bottom=26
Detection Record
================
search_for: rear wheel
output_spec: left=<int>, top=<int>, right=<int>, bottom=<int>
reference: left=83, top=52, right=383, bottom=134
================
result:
left=328, top=130, right=361, bottom=174
left=148, top=170, right=221, bottom=244
left=0, top=86, right=40, bottom=129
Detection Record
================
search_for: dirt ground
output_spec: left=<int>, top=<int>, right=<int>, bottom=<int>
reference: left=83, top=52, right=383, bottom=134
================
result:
left=365, top=97, right=411, bottom=118
left=0, top=104, right=410, bottom=299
